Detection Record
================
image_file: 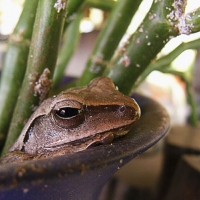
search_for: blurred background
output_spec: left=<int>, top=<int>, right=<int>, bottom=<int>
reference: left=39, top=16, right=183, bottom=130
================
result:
left=1, top=0, right=200, bottom=124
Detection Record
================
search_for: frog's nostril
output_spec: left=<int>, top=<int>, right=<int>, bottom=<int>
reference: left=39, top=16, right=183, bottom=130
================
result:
left=117, top=105, right=127, bottom=117
left=119, top=105, right=126, bottom=113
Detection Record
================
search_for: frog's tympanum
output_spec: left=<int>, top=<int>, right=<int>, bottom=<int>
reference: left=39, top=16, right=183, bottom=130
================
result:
left=1, top=77, right=140, bottom=164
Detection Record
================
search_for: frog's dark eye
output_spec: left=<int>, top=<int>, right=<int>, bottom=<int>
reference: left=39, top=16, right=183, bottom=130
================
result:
left=52, top=100, right=85, bottom=129
left=56, top=107, right=81, bottom=118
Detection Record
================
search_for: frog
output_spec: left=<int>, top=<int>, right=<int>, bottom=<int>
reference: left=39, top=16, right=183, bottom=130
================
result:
left=0, top=77, right=140, bottom=164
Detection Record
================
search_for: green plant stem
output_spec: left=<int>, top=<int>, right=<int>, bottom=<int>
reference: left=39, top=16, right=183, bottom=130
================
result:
left=160, top=69, right=198, bottom=126
left=0, top=0, right=38, bottom=150
left=134, top=38, right=200, bottom=88
left=78, top=0, right=143, bottom=86
left=107, top=0, right=181, bottom=95
left=183, top=7, right=200, bottom=34
left=52, top=11, right=82, bottom=89
left=85, top=0, right=115, bottom=11
left=64, top=0, right=86, bottom=28
left=2, top=0, right=67, bottom=155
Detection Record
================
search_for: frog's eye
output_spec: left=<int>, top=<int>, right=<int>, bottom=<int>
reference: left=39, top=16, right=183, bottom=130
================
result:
left=52, top=100, right=85, bottom=129
left=56, top=107, right=81, bottom=118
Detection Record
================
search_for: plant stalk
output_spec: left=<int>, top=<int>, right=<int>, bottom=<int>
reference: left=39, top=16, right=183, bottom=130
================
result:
left=134, top=38, right=200, bottom=88
left=64, top=0, right=86, bottom=29
left=78, top=0, right=143, bottom=86
left=107, top=0, right=181, bottom=95
left=85, top=0, right=115, bottom=11
left=2, top=0, right=67, bottom=155
left=53, top=11, right=83, bottom=88
left=0, top=0, right=38, bottom=150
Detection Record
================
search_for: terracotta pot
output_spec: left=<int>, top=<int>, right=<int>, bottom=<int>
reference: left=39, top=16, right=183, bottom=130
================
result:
left=0, top=94, right=169, bottom=200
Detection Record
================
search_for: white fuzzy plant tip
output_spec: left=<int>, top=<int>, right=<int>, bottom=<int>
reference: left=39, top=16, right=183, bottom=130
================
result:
left=54, top=0, right=66, bottom=13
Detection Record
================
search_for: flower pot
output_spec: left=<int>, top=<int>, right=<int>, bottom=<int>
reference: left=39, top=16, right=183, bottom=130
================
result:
left=165, top=154, right=200, bottom=200
left=0, top=93, right=169, bottom=200
left=157, top=124, right=200, bottom=199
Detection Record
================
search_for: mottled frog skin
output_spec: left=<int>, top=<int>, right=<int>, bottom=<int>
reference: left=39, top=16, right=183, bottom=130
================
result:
left=1, top=77, right=140, bottom=164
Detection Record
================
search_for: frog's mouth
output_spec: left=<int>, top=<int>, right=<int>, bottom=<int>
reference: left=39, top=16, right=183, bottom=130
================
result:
left=43, top=125, right=132, bottom=154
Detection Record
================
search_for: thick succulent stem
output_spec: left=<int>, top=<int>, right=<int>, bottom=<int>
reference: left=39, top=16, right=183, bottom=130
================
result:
left=0, top=0, right=38, bottom=150
left=108, top=0, right=200, bottom=95
left=77, top=0, right=143, bottom=86
left=64, top=0, right=86, bottom=29
left=2, top=0, right=67, bottom=155
left=107, top=0, right=180, bottom=94
left=53, top=11, right=82, bottom=88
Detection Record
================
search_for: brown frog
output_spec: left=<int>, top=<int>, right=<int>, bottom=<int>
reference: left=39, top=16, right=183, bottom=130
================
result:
left=0, top=77, right=140, bottom=164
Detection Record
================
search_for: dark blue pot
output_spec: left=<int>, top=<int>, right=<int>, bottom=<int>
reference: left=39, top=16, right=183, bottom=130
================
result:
left=0, top=93, right=169, bottom=200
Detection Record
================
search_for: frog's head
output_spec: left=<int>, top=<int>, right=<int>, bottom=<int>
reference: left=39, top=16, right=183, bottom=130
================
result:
left=10, top=77, right=140, bottom=155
